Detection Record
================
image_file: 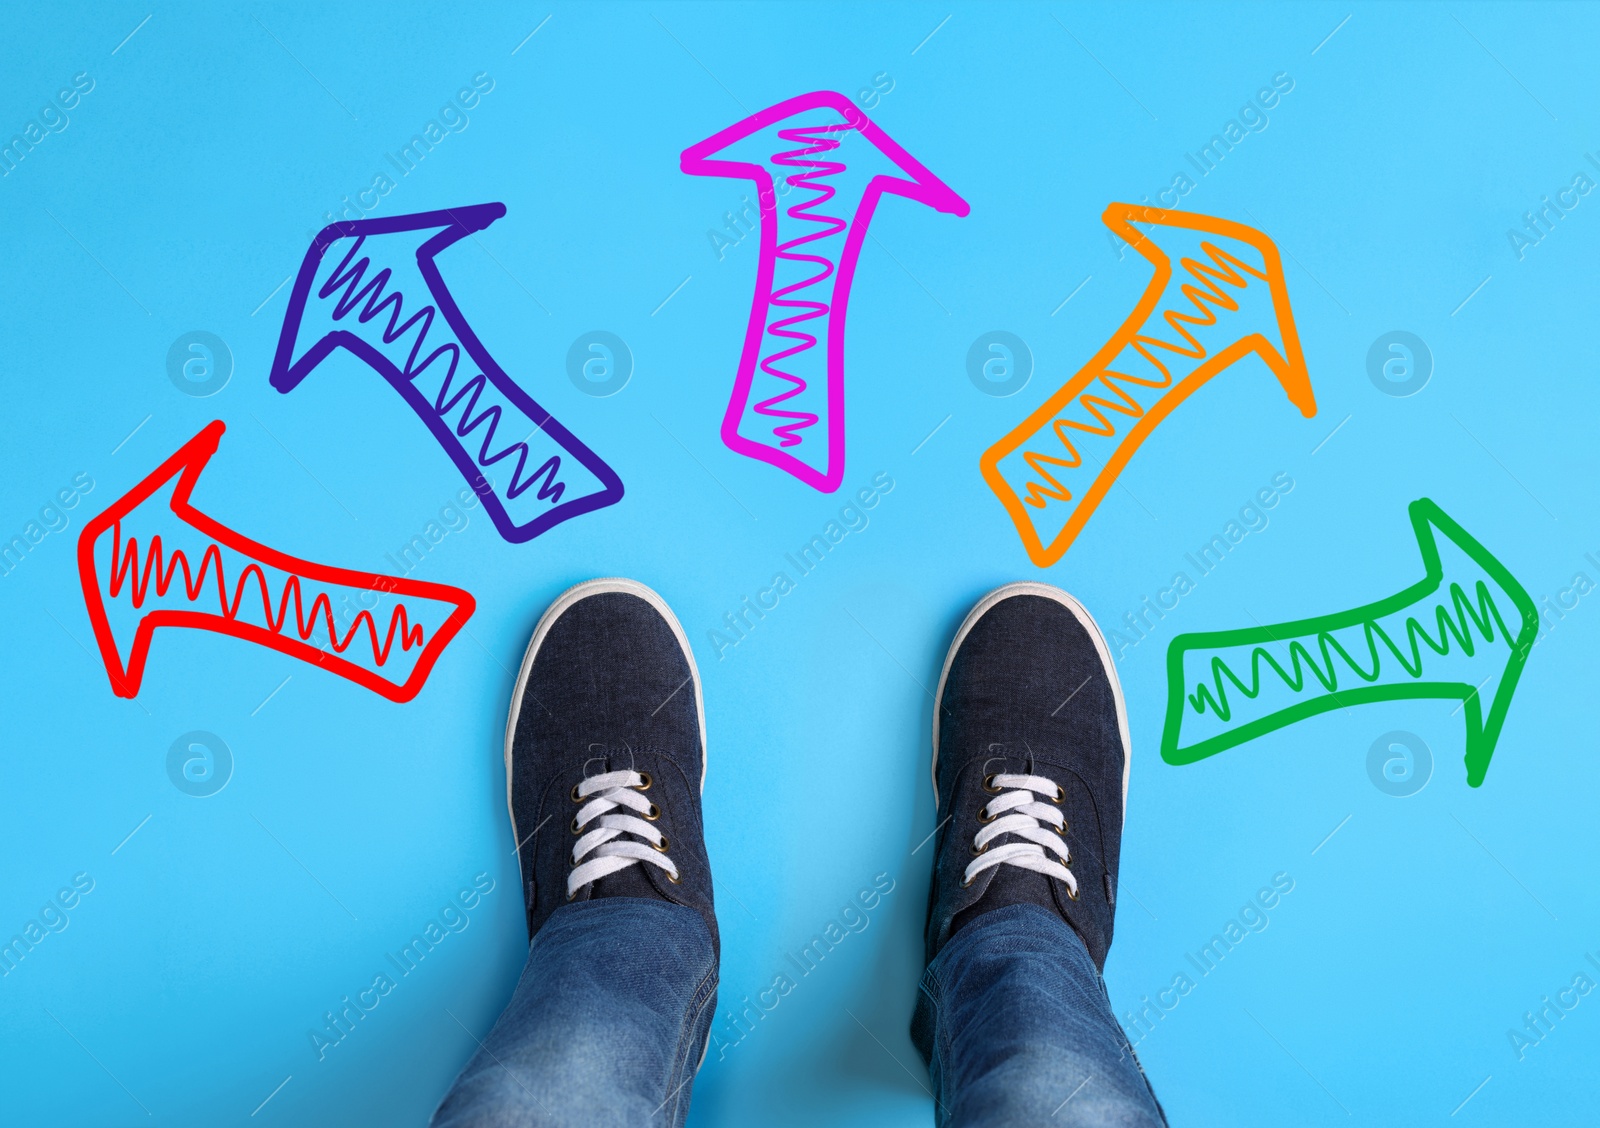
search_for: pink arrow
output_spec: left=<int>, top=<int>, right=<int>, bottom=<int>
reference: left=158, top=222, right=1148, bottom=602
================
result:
left=682, top=91, right=969, bottom=492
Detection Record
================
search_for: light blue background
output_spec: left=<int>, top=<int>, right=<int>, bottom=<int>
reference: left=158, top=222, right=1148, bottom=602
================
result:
left=2, top=3, right=1597, bottom=1124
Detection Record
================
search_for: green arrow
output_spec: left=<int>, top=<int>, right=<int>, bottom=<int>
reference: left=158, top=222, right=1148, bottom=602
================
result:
left=1161, top=499, right=1538, bottom=787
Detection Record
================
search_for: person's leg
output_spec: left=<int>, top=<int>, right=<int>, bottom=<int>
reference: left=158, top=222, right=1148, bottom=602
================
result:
left=430, top=899, right=716, bottom=1128
left=913, top=906, right=1161, bottom=1127
left=912, top=583, right=1165, bottom=1128
left=432, top=579, right=719, bottom=1128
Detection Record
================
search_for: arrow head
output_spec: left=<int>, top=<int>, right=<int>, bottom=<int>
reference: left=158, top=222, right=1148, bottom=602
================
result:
left=1103, top=203, right=1315, bottom=417
left=269, top=203, right=506, bottom=393
left=681, top=90, right=969, bottom=216
left=77, top=421, right=226, bottom=697
left=1408, top=498, right=1538, bottom=786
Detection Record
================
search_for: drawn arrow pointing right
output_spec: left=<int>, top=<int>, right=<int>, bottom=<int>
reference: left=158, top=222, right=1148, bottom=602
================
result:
left=1161, top=499, right=1538, bottom=787
left=270, top=204, right=624, bottom=544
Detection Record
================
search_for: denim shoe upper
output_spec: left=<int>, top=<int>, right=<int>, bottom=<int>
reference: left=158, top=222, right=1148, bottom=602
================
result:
left=924, top=584, right=1129, bottom=972
left=505, top=581, right=716, bottom=954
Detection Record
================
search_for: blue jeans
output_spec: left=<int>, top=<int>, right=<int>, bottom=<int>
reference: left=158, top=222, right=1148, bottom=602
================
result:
left=912, top=904, right=1166, bottom=1127
left=432, top=899, right=1161, bottom=1127
left=430, top=898, right=719, bottom=1128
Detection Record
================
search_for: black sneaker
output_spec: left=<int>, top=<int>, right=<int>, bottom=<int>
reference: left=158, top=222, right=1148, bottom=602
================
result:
left=504, top=579, right=716, bottom=951
left=922, top=582, right=1131, bottom=971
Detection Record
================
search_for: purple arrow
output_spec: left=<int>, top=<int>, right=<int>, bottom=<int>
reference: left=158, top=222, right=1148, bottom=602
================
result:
left=269, top=203, right=624, bottom=544
left=682, top=91, right=969, bottom=493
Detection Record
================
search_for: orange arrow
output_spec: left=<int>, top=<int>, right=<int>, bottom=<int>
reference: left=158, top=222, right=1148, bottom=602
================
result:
left=980, top=205, right=1317, bottom=567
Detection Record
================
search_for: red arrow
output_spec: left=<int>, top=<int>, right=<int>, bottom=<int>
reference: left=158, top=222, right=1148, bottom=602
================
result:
left=76, top=421, right=474, bottom=702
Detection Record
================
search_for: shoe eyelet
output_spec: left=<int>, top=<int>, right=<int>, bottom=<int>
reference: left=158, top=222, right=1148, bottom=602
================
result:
left=1051, top=786, right=1065, bottom=804
left=981, top=774, right=1001, bottom=794
left=961, top=875, right=974, bottom=888
left=644, top=803, right=660, bottom=821
left=666, top=871, right=681, bottom=884
left=977, top=806, right=997, bottom=825
left=634, top=772, right=652, bottom=791
left=566, top=890, right=577, bottom=901
left=653, top=835, right=670, bottom=853
left=970, top=840, right=988, bottom=856
left=571, top=818, right=582, bottom=835
left=572, top=784, right=584, bottom=802
left=1065, top=885, right=1079, bottom=902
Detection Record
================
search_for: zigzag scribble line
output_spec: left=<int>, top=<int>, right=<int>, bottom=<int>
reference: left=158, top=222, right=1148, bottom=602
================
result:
left=1019, top=242, right=1269, bottom=509
left=1187, top=580, right=1520, bottom=723
left=753, top=124, right=850, bottom=447
left=316, top=236, right=565, bottom=505
left=107, top=522, right=426, bottom=668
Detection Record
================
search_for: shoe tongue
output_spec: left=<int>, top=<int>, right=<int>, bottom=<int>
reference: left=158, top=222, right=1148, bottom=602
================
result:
left=951, top=862, right=1055, bottom=935
left=587, top=859, right=662, bottom=902
left=573, top=758, right=672, bottom=904
left=949, top=761, right=1065, bottom=932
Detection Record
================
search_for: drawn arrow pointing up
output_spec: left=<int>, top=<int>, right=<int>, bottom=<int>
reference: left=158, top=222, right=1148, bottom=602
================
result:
left=77, top=421, right=475, bottom=702
left=1161, top=499, right=1538, bottom=787
left=982, top=205, right=1317, bottom=566
left=682, top=90, right=969, bottom=492
left=270, top=203, right=623, bottom=543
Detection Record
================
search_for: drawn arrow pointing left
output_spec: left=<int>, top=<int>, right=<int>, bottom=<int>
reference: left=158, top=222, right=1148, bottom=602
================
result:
left=270, top=203, right=623, bottom=543
left=77, top=421, right=475, bottom=702
left=1161, top=499, right=1538, bottom=787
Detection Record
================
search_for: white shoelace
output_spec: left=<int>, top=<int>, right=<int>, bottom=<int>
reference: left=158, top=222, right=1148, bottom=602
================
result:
left=568, top=769, right=679, bottom=899
left=963, top=772, right=1078, bottom=899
